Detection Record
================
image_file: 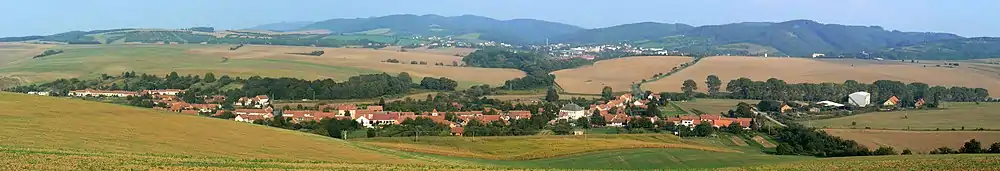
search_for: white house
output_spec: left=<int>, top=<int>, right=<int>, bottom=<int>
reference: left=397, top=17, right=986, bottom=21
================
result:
left=27, top=91, right=50, bottom=96
left=68, top=89, right=138, bottom=97
left=557, top=104, right=587, bottom=120
left=848, top=92, right=871, bottom=107
left=142, top=89, right=186, bottom=96
left=816, top=101, right=845, bottom=107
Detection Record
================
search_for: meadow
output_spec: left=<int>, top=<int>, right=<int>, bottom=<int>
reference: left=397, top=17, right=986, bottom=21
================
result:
left=804, top=102, right=1000, bottom=130
left=643, top=56, right=1000, bottom=97
left=2, top=92, right=997, bottom=170
left=355, top=134, right=738, bottom=160
left=551, top=56, right=692, bottom=94
left=0, top=44, right=524, bottom=89
left=823, top=129, right=1000, bottom=153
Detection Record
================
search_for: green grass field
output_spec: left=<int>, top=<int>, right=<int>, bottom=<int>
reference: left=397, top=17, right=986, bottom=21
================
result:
left=355, top=134, right=738, bottom=160
left=804, top=102, right=1000, bottom=130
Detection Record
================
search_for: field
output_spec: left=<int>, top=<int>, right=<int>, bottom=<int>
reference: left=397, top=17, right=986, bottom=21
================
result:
left=552, top=56, right=692, bottom=94
left=673, top=99, right=760, bottom=115
left=4, top=92, right=999, bottom=170
left=721, top=154, right=1000, bottom=170
left=823, top=129, right=1000, bottom=153
left=356, top=134, right=738, bottom=160
left=0, top=44, right=524, bottom=89
left=644, top=56, right=1000, bottom=97
left=0, top=93, right=432, bottom=166
left=805, top=102, right=1000, bottom=130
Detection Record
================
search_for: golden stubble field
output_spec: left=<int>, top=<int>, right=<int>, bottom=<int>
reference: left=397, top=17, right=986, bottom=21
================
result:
left=0, top=93, right=415, bottom=164
left=189, top=45, right=524, bottom=86
left=0, top=43, right=54, bottom=67
left=552, top=56, right=692, bottom=94
left=644, top=56, right=1000, bottom=97
left=823, top=129, right=1000, bottom=153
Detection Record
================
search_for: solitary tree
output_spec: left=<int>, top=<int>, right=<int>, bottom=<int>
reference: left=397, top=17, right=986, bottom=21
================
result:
left=682, top=79, right=698, bottom=98
left=706, top=75, right=722, bottom=97
left=601, top=86, right=614, bottom=100
left=545, top=87, right=560, bottom=102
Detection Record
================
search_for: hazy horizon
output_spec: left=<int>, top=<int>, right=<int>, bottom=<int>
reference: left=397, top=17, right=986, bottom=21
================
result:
left=2, top=0, right=998, bottom=37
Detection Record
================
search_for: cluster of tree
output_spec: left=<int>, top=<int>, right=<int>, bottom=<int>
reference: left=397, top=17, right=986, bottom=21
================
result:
left=383, top=59, right=401, bottom=63
left=252, top=114, right=360, bottom=139
left=770, top=124, right=872, bottom=157
left=418, top=77, right=458, bottom=91
left=367, top=117, right=451, bottom=137
left=229, top=44, right=244, bottom=51
left=463, top=48, right=592, bottom=90
left=240, top=72, right=413, bottom=100
left=289, top=50, right=325, bottom=56
left=409, top=61, right=428, bottom=65
left=32, top=49, right=63, bottom=59
left=432, top=61, right=462, bottom=66
left=721, top=78, right=989, bottom=104
left=186, top=27, right=215, bottom=32
left=929, top=139, right=1000, bottom=154
left=463, top=118, right=542, bottom=136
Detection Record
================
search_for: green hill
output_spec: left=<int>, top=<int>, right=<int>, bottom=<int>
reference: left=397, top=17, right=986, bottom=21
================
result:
left=552, top=22, right=694, bottom=44
left=876, top=37, right=1000, bottom=60
left=0, top=92, right=443, bottom=170
left=300, top=14, right=585, bottom=44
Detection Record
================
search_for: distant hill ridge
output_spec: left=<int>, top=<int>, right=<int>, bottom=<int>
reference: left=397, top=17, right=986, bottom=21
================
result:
left=6, top=14, right=1000, bottom=59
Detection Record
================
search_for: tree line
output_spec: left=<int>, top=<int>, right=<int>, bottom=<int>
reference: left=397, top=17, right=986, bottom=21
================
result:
left=8, top=71, right=460, bottom=102
left=677, top=76, right=990, bottom=105
left=463, top=48, right=592, bottom=90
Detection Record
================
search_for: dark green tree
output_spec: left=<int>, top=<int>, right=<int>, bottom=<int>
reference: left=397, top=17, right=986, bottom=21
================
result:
left=552, top=120, right=574, bottom=135
left=575, top=117, right=591, bottom=129
left=873, top=146, right=897, bottom=155
left=601, top=86, right=614, bottom=100
left=545, top=87, right=560, bottom=102
left=203, top=72, right=216, bottom=83
left=706, top=75, right=722, bottom=97
left=682, top=79, right=698, bottom=98
left=961, top=139, right=983, bottom=153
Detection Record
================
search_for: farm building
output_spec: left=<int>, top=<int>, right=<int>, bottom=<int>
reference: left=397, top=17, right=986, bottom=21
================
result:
left=848, top=92, right=871, bottom=107
left=557, top=104, right=586, bottom=120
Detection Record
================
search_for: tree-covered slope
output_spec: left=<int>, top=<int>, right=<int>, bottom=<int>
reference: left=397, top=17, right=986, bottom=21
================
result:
left=301, top=14, right=585, bottom=44
left=552, top=22, right=694, bottom=44
left=876, top=37, right=1000, bottom=60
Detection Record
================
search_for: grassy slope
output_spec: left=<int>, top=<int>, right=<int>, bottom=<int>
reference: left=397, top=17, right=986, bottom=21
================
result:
left=805, top=102, right=1000, bottom=129
left=0, top=45, right=380, bottom=83
left=356, top=134, right=738, bottom=160
left=0, top=93, right=422, bottom=166
left=675, top=99, right=761, bottom=115
left=721, top=154, right=1000, bottom=170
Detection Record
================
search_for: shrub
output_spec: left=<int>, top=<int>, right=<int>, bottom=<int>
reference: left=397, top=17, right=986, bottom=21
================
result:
left=873, top=146, right=897, bottom=155
left=901, top=149, right=912, bottom=155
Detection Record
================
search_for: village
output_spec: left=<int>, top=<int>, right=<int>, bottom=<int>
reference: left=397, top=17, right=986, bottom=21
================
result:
left=50, top=88, right=758, bottom=136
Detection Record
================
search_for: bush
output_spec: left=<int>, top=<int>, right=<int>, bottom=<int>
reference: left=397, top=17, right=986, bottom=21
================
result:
left=901, top=149, right=912, bottom=155
left=873, top=146, right=897, bottom=155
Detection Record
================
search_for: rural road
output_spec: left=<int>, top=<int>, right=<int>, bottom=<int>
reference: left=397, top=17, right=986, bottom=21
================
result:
left=755, top=110, right=787, bottom=127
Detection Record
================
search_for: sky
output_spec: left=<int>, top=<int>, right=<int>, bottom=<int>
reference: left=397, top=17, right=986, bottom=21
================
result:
left=2, top=0, right=998, bottom=37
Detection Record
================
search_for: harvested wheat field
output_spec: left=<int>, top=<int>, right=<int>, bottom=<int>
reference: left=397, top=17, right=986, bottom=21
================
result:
left=823, top=129, right=1000, bottom=153
left=0, top=43, right=54, bottom=67
left=553, top=56, right=692, bottom=94
left=0, top=93, right=418, bottom=164
left=190, top=45, right=525, bottom=87
left=644, top=56, right=1000, bottom=97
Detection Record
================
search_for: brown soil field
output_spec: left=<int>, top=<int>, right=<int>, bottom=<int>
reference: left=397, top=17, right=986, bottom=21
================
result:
left=644, top=56, right=1000, bottom=97
left=552, top=56, right=693, bottom=94
left=188, top=45, right=524, bottom=86
left=752, top=136, right=777, bottom=148
left=823, top=129, right=1000, bottom=153
left=380, top=46, right=477, bottom=56
left=730, top=136, right=749, bottom=146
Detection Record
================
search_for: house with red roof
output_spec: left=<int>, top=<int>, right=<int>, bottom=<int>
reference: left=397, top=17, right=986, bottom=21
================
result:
left=235, top=95, right=271, bottom=108
left=234, top=114, right=267, bottom=123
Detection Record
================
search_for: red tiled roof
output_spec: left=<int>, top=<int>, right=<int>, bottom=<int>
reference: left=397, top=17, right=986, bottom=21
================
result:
left=507, top=110, right=532, bottom=119
left=255, top=95, right=269, bottom=100
left=367, top=105, right=384, bottom=111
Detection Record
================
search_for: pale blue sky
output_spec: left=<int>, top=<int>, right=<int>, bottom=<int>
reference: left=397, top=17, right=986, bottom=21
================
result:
left=1, top=0, right=996, bottom=37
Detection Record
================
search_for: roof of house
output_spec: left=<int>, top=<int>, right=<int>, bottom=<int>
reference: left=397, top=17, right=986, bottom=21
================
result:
left=236, top=114, right=266, bottom=121
left=507, top=110, right=532, bottom=119
left=255, top=95, right=270, bottom=100
left=700, top=114, right=722, bottom=121
left=367, top=105, right=384, bottom=111
left=560, top=104, right=584, bottom=111
left=712, top=119, right=734, bottom=127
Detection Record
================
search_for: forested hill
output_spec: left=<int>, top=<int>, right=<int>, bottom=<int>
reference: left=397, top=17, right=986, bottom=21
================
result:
left=551, top=22, right=694, bottom=44
left=874, top=37, right=1000, bottom=60
left=299, top=14, right=585, bottom=44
